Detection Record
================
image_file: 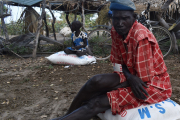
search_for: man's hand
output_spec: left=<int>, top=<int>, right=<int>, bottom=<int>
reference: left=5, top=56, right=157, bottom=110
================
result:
left=72, top=47, right=76, bottom=50
left=126, top=75, right=149, bottom=100
left=111, top=81, right=130, bottom=90
left=73, top=46, right=81, bottom=50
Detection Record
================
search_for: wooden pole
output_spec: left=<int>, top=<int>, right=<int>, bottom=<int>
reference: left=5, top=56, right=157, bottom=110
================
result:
left=81, top=0, right=88, bottom=34
left=0, top=2, right=9, bottom=41
left=49, top=6, right=57, bottom=40
left=74, top=13, right=77, bottom=21
left=171, top=31, right=179, bottom=53
left=43, top=11, right=49, bottom=37
left=32, top=0, right=46, bottom=58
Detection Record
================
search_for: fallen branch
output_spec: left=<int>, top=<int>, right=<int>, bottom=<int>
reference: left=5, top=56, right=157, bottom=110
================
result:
left=39, top=35, right=63, bottom=45
left=5, top=46, right=24, bottom=59
left=8, top=33, right=63, bottom=48
left=0, top=14, right=11, bottom=18
left=0, top=37, right=24, bottom=59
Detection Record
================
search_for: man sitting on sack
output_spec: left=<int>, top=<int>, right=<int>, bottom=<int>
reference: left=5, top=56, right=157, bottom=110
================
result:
left=52, top=0, right=172, bottom=119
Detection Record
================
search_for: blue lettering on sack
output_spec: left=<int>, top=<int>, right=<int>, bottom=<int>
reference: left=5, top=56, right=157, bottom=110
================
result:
left=138, top=107, right=151, bottom=119
left=155, top=103, right=165, bottom=114
left=165, top=99, right=177, bottom=106
left=138, top=99, right=178, bottom=119
left=79, top=56, right=85, bottom=59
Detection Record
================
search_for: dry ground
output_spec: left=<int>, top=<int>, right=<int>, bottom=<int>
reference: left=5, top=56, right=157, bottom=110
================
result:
left=0, top=54, right=180, bottom=120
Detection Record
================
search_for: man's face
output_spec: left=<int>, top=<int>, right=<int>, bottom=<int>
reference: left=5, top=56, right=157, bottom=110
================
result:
left=112, top=10, right=135, bottom=36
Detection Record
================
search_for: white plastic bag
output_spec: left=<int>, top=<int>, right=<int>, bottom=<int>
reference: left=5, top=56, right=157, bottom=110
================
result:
left=97, top=99, right=180, bottom=120
left=45, top=51, right=96, bottom=65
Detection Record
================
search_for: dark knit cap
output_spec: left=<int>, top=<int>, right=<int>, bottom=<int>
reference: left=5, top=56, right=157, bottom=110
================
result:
left=110, top=0, right=136, bottom=11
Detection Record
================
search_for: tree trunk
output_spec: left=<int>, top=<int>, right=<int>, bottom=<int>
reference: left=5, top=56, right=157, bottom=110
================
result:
left=32, top=19, right=42, bottom=58
left=171, top=31, right=179, bottom=53
left=81, top=0, right=88, bottom=34
left=32, top=0, right=46, bottom=58
left=39, top=35, right=62, bottom=45
left=156, top=13, right=169, bottom=29
left=8, top=33, right=62, bottom=48
left=1, top=18, right=9, bottom=41
left=74, top=13, right=77, bottom=21
left=43, top=11, right=49, bottom=37
left=49, top=7, right=57, bottom=40
left=0, top=2, right=9, bottom=41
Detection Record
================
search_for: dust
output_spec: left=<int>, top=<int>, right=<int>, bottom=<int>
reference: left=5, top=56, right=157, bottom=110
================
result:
left=0, top=54, right=180, bottom=120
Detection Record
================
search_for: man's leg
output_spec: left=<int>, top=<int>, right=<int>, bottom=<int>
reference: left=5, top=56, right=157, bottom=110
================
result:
left=66, top=73, right=120, bottom=114
left=52, top=94, right=110, bottom=120
left=76, top=50, right=88, bottom=57
left=64, top=48, right=76, bottom=54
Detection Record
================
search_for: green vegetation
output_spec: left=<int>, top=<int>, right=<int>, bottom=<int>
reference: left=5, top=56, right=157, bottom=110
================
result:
left=42, top=12, right=97, bottom=33
left=7, top=44, right=32, bottom=54
left=41, top=44, right=63, bottom=52
left=22, top=78, right=30, bottom=83
left=6, top=22, right=25, bottom=35
left=88, top=31, right=112, bottom=58
left=177, top=39, right=180, bottom=45
left=45, top=65, right=54, bottom=69
left=0, top=5, right=8, bottom=14
left=1, top=11, right=97, bottom=35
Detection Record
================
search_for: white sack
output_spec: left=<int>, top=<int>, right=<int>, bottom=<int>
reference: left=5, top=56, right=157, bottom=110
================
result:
left=98, top=99, right=180, bottom=120
left=45, top=51, right=96, bottom=65
left=59, top=27, right=72, bottom=37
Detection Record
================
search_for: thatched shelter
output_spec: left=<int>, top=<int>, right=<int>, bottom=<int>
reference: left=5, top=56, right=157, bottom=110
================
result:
left=46, top=0, right=180, bottom=15
left=3, top=0, right=180, bottom=19
left=45, top=0, right=108, bottom=15
left=2, top=0, right=180, bottom=33
left=45, top=0, right=180, bottom=25
left=2, top=0, right=179, bottom=14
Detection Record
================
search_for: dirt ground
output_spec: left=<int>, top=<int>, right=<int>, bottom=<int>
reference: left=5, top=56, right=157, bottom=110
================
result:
left=0, top=54, right=180, bottom=120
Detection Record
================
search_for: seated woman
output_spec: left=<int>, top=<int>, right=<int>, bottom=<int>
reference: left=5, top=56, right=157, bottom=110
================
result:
left=64, top=13, right=91, bottom=57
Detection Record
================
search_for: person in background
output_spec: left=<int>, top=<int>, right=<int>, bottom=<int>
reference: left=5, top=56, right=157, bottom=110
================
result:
left=52, top=0, right=172, bottom=120
left=64, top=13, right=90, bottom=57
